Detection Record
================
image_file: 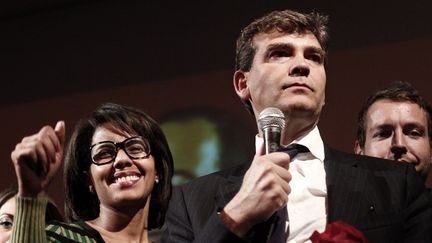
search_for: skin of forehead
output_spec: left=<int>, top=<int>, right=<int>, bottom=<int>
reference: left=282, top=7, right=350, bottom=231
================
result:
left=0, top=197, right=15, bottom=218
left=366, top=100, right=428, bottom=128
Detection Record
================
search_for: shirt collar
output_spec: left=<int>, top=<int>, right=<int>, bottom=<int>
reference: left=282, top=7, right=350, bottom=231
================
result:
left=255, top=126, right=325, bottom=162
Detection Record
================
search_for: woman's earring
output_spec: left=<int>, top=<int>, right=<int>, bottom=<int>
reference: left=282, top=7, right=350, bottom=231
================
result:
left=89, top=185, right=94, bottom=193
left=155, top=176, right=159, bottom=184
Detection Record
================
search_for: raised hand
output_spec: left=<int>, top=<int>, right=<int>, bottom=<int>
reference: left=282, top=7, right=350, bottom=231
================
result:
left=222, top=147, right=292, bottom=237
left=11, top=121, right=66, bottom=197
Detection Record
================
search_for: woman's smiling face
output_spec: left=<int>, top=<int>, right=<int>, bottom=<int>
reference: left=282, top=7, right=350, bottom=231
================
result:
left=89, top=124, right=157, bottom=210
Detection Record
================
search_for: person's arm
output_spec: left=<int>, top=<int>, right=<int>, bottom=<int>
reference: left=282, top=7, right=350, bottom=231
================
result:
left=216, top=152, right=291, bottom=237
left=11, top=197, right=48, bottom=243
left=10, top=121, right=66, bottom=243
left=162, top=151, right=292, bottom=243
left=162, top=185, right=248, bottom=243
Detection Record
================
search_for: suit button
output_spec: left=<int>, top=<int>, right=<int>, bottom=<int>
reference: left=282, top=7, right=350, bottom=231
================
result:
left=369, top=205, right=375, bottom=212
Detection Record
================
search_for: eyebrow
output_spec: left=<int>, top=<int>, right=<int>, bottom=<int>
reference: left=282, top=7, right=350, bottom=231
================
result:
left=372, top=122, right=426, bottom=132
left=0, top=213, right=13, bottom=218
left=265, top=43, right=326, bottom=57
left=375, top=123, right=392, bottom=129
left=403, top=122, right=426, bottom=131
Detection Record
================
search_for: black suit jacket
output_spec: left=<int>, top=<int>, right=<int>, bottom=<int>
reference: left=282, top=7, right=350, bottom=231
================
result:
left=162, top=146, right=432, bottom=243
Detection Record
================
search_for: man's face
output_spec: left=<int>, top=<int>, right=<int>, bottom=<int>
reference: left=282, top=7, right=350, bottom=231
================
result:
left=234, top=31, right=326, bottom=122
left=356, top=99, right=432, bottom=175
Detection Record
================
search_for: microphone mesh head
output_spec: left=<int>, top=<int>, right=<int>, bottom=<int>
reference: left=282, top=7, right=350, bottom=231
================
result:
left=258, top=107, right=285, bottom=131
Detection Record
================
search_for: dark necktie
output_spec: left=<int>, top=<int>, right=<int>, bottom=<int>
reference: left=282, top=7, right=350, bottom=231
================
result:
left=279, top=143, right=310, bottom=158
left=267, top=144, right=309, bottom=243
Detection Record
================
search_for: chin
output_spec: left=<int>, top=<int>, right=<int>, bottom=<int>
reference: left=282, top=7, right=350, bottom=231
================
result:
left=283, top=104, right=317, bottom=116
left=115, top=195, right=149, bottom=207
left=280, top=98, right=314, bottom=110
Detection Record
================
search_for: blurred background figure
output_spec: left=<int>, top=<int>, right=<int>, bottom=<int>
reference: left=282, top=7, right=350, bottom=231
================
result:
left=0, top=186, right=63, bottom=243
left=160, top=109, right=253, bottom=185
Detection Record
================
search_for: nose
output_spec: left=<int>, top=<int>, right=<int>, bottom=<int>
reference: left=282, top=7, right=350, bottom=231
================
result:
left=289, top=56, right=310, bottom=77
left=112, top=149, right=132, bottom=168
left=390, top=131, right=407, bottom=160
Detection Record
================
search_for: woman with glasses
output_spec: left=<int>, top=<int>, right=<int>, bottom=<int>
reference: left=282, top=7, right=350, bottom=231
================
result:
left=10, top=103, right=173, bottom=242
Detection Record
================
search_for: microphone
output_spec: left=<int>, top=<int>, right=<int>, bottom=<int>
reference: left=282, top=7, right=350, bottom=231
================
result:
left=258, top=107, right=285, bottom=154
left=258, top=107, right=287, bottom=242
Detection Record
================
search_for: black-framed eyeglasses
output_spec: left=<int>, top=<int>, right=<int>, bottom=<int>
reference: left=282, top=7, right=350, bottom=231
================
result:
left=89, top=136, right=151, bottom=165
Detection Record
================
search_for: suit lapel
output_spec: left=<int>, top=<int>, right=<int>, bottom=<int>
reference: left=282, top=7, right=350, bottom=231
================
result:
left=324, top=146, right=368, bottom=225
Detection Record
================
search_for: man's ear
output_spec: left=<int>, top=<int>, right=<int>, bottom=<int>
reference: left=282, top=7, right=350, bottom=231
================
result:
left=233, top=70, right=250, bottom=101
left=354, top=140, right=364, bottom=155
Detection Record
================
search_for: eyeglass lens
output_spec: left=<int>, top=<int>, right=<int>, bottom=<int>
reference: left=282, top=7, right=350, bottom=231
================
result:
left=91, top=137, right=150, bottom=165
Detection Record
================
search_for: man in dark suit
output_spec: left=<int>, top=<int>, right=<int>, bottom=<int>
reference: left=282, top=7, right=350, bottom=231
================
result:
left=162, top=10, right=432, bottom=242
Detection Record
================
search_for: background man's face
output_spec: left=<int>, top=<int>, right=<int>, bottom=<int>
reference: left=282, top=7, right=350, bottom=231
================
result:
left=356, top=99, right=431, bottom=174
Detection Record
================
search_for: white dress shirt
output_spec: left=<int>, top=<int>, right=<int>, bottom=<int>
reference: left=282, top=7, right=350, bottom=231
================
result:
left=255, top=126, right=327, bottom=242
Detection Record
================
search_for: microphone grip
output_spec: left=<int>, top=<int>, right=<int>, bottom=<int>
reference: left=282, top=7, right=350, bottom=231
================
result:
left=263, top=126, right=285, bottom=242
left=263, top=126, right=281, bottom=154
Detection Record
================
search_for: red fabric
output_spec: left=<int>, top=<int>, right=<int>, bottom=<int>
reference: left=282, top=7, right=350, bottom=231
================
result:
left=309, top=221, right=369, bottom=243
